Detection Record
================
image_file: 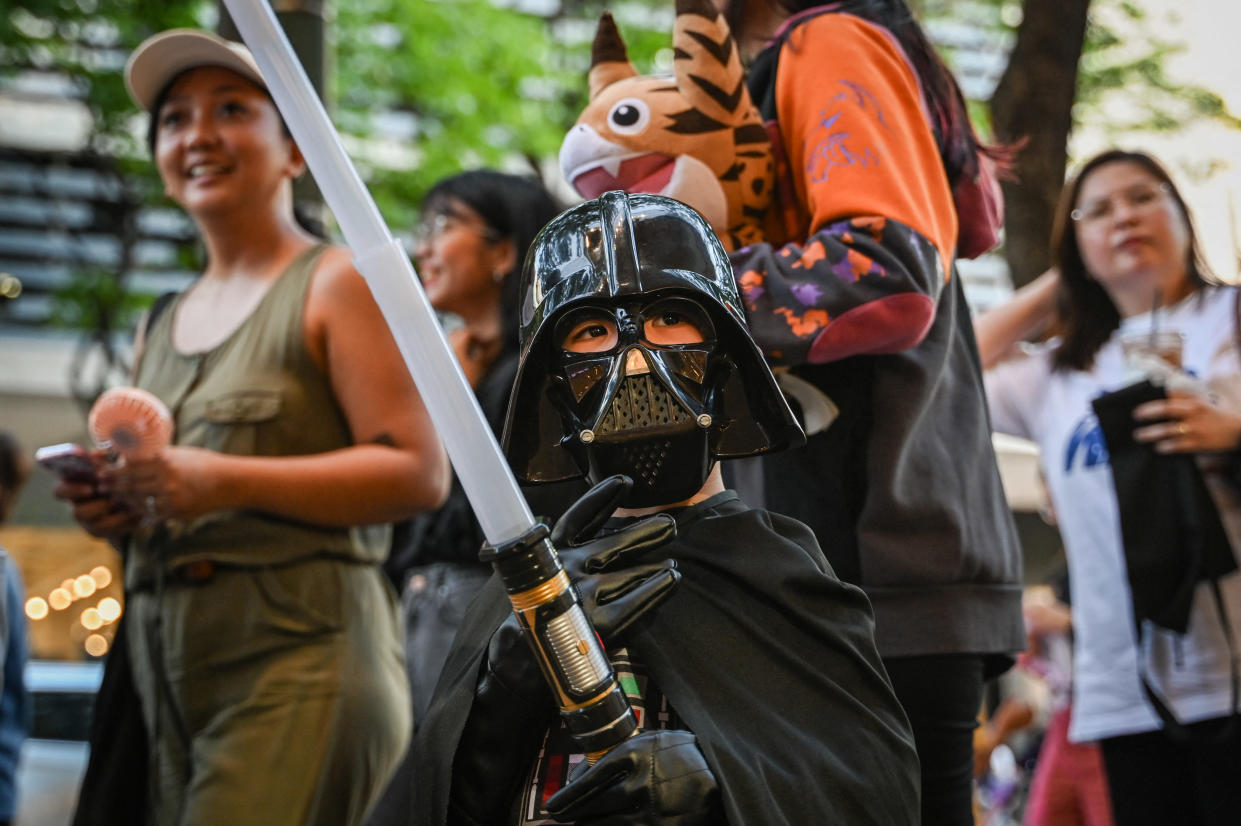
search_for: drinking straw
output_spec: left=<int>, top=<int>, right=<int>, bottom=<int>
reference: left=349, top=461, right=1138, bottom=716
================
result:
left=1149, top=287, right=1162, bottom=350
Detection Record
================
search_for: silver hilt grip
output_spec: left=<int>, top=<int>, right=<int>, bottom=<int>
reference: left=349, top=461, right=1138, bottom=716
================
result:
left=545, top=604, right=612, bottom=692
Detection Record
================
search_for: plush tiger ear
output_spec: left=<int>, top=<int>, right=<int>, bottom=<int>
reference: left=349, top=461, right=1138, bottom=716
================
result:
left=589, top=12, right=639, bottom=99
left=673, top=0, right=748, bottom=126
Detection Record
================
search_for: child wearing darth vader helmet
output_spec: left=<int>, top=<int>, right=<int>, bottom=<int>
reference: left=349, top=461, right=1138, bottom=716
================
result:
left=412, top=192, right=919, bottom=826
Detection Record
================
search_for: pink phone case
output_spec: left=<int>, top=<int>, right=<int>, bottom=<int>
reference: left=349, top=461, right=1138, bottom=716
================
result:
left=35, top=443, right=98, bottom=483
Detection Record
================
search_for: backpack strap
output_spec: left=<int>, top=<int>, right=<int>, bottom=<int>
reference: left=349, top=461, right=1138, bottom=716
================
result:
left=1225, top=288, right=1241, bottom=487
left=1233, top=286, right=1241, bottom=357
left=145, top=291, right=179, bottom=339
left=1145, top=286, right=1241, bottom=740
left=131, top=290, right=179, bottom=380
left=1139, top=582, right=1239, bottom=742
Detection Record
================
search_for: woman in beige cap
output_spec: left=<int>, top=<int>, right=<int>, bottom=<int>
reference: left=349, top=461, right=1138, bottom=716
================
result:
left=56, top=28, right=449, bottom=826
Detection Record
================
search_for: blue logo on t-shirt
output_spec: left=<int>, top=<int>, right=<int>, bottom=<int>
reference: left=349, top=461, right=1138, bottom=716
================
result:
left=1064, top=415, right=1109, bottom=473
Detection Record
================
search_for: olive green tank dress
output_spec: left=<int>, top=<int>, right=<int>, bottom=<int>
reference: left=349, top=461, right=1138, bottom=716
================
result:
left=125, top=245, right=410, bottom=825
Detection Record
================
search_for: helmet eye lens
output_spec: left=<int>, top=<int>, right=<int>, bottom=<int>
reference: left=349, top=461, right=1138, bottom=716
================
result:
left=558, top=311, right=619, bottom=354
left=640, top=298, right=712, bottom=348
left=556, top=298, right=714, bottom=356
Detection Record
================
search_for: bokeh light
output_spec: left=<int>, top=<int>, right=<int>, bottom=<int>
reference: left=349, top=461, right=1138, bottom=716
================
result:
left=84, top=634, right=109, bottom=657
left=90, top=566, right=112, bottom=588
left=80, top=608, right=102, bottom=631
left=74, top=575, right=97, bottom=599
left=97, top=597, right=121, bottom=623
left=25, top=597, right=48, bottom=621
left=0, top=274, right=22, bottom=300
left=49, top=588, right=72, bottom=611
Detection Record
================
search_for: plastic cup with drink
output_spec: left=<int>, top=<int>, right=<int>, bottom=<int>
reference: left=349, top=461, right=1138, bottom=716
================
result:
left=1120, top=329, right=1185, bottom=382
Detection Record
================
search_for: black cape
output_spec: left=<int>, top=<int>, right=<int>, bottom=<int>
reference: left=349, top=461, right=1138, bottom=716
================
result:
left=411, top=492, right=919, bottom=825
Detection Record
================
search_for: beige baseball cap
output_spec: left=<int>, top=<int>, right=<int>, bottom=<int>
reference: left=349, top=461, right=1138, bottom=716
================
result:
left=124, top=28, right=266, bottom=112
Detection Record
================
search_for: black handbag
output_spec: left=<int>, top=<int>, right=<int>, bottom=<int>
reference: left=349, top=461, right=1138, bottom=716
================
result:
left=1092, top=379, right=1239, bottom=737
left=70, top=613, right=148, bottom=826
left=1092, top=380, right=1237, bottom=634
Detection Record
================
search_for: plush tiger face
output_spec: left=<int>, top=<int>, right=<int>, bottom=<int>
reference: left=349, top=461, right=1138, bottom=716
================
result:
left=559, top=0, right=772, bottom=251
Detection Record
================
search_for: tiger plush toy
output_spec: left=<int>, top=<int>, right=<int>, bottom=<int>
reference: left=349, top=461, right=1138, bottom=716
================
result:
left=560, top=0, right=773, bottom=251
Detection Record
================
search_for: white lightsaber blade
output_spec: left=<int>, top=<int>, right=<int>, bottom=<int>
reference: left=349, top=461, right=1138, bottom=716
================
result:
left=220, top=4, right=641, bottom=756
left=221, top=0, right=534, bottom=545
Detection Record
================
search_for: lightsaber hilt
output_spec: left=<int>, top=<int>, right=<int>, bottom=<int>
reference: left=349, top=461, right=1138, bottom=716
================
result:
left=481, top=523, right=637, bottom=760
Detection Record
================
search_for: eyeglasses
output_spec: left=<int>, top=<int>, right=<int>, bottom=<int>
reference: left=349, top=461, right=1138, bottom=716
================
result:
left=411, top=210, right=503, bottom=247
left=1071, top=182, right=1172, bottom=226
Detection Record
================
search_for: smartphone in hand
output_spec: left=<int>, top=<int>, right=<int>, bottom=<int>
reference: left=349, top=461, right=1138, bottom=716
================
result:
left=35, top=443, right=99, bottom=485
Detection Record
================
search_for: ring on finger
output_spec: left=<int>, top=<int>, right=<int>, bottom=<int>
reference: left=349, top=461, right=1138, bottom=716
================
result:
left=1177, top=423, right=1189, bottom=436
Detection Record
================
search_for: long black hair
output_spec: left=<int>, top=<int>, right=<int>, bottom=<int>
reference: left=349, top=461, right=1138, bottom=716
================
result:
left=420, top=170, right=563, bottom=350
left=1051, top=149, right=1215, bottom=372
left=723, top=0, right=989, bottom=186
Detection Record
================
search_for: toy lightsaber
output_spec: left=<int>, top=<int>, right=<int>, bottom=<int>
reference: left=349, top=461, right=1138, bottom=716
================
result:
left=220, top=0, right=636, bottom=758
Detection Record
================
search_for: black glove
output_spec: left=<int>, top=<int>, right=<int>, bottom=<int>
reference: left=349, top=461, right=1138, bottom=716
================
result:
left=482, top=474, right=680, bottom=704
left=554, top=474, right=681, bottom=642
left=545, top=729, right=722, bottom=826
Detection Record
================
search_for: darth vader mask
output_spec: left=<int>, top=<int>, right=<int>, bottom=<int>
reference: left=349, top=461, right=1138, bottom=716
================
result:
left=502, top=191, right=802, bottom=508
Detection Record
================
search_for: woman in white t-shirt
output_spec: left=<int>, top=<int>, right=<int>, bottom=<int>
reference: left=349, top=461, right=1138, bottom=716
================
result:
left=977, top=149, right=1241, bottom=826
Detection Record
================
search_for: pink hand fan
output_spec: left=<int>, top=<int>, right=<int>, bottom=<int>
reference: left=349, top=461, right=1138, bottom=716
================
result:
left=88, top=387, right=173, bottom=460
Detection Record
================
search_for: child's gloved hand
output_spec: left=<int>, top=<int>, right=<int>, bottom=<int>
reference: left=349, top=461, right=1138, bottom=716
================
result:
left=480, top=474, right=679, bottom=704
left=554, top=474, right=680, bottom=643
left=546, top=729, right=722, bottom=825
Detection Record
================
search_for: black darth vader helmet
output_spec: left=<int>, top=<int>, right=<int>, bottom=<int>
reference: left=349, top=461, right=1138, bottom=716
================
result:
left=502, top=191, right=803, bottom=507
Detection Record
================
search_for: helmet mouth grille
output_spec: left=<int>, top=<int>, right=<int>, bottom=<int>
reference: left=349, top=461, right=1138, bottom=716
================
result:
left=596, top=375, right=691, bottom=436
left=623, top=440, right=672, bottom=488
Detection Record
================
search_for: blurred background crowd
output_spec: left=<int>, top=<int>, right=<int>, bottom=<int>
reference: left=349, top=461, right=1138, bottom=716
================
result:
left=2, top=0, right=1241, bottom=824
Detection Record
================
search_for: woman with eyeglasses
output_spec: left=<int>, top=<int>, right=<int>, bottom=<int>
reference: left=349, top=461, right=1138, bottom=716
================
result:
left=979, top=149, right=1241, bottom=825
left=365, top=170, right=571, bottom=826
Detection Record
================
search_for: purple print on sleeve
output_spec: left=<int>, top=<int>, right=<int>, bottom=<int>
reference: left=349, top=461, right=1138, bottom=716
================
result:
left=790, top=282, right=824, bottom=306
left=805, top=80, right=886, bottom=183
